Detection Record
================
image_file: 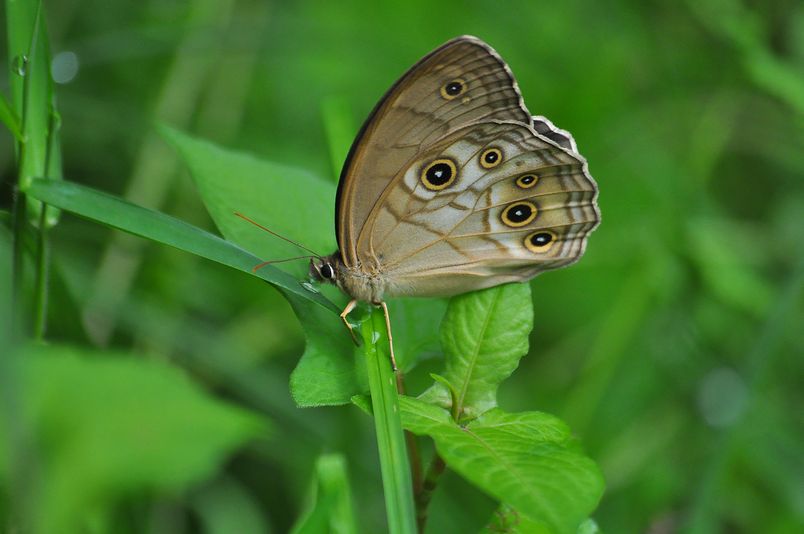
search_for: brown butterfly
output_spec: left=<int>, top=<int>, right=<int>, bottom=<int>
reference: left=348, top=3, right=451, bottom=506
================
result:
left=310, top=35, right=600, bottom=367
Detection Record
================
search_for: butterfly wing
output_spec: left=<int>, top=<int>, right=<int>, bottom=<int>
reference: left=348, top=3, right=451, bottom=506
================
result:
left=336, top=35, right=531, bottom=266
left=336, top=36, right=599, bottom=298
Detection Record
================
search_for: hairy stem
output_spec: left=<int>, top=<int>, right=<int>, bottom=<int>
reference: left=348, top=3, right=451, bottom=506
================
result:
left=416, top=453, right=447, bottom=533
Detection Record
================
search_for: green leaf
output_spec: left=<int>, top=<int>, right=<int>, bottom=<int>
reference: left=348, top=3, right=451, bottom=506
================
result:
left=160, top=124, right=337, bottom=280
left=291, top=454, right=358, bottom=534
left=0, top=344, right=265, bottom=534
left=387, top=297, right=448, bottom=372
left=160, top=126, right=371, bottom=405
left=288, top=291, right=366, bottom=406
left=400, top=397, right=604, bottom=534
left=350, top=394, right=372, bottom=415
left=422, top=283, right=533, bottom=419
left=482, top=503, right=552, bottom=534
left=483, top=505, right=600, bottom=534
left=0, top=91, right=23, bottom=141
left=24, top=178, right=338, bottom=313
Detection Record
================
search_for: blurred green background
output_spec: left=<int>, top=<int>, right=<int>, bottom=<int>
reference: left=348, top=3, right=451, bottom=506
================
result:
left=1, top=0, right=803, bottom=532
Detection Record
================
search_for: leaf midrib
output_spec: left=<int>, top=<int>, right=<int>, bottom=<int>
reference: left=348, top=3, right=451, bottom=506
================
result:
left=459, top=424, right=565, bottom=531
left=455, top=289, right=501, bottom=416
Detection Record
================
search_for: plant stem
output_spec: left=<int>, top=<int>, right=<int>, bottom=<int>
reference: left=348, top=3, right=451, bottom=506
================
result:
left=393, top=372, right=424, bottom=502
left=415, top=377, right=459, bottom=531
left=11, top=188, right=27, bottom=340
left=362, top=307, right=416, bottom=534
left=32, top=205, right=49, bottom=340
left=416, top=453, right=446, bottom=533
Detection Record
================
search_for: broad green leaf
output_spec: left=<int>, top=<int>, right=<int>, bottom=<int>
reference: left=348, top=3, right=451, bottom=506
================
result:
left=400, top=397, right=604, bottom=534
left=0, top=344, right=265, bottom=534
left=24, top=178, right=338, bottom=313
left=422, top=283, right=533, bottom=419
left=483, top=505, right=600, bottom=534
left=288, top=291, right=366, bottom=406
left=482, top=504, right=551, bottom=534
left=160, top=124, right=337, bottom=280
left=291, top=454, right=358, bottom=534
left=161, top=125, right=373, bottom=405
left=387, top=296, right=448, bottom=372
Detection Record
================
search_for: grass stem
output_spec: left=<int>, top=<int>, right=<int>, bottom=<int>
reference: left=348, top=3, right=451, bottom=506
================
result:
left=362, top=307, right=417, bottom=534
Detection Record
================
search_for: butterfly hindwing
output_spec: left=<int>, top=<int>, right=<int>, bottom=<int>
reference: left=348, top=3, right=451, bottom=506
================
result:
left=359, top=121, right=598, bottom=297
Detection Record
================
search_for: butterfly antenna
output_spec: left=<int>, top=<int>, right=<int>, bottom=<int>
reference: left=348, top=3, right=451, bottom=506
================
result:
left=234, top=212, right=322, bottom=257
left=251, top=255, right=317, bottom=273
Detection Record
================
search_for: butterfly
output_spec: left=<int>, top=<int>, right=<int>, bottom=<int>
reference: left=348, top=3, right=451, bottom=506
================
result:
left=309, top=35, right=600, bottom=368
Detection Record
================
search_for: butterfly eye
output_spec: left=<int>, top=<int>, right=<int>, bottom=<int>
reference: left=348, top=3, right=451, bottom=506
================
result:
left=501, top=201, right=538, bottom=227
left=440, top=78, right=466, bottom=100
left=525, top=231, right=557, bottom=253
left=480, top=148, right=503, bottom=169
left=515, top=174, right=539, bottom=189
left=421, top=158, right=458, bottom=190
left=320, top=263, right=335, bottom=279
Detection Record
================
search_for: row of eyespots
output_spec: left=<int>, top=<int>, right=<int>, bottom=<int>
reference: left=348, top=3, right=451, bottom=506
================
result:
left=420, top=146, right=504, bottom=190
left=502, top=200, right=558, bottom=253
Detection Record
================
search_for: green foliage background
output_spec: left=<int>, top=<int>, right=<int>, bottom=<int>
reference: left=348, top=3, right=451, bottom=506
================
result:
left=1, top=0, right=803, bottom=532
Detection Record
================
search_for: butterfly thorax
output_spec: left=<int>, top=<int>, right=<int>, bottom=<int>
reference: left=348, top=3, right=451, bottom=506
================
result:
left=313, top=253, right=387, bottom=304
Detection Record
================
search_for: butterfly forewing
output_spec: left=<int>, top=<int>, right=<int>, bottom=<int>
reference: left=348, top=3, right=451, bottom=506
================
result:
left=337, top=36, right=532, bottom=265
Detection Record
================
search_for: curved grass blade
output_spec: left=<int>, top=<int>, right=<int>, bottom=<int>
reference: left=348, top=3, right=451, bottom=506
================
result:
left=25, top=178, right=339, bottom=313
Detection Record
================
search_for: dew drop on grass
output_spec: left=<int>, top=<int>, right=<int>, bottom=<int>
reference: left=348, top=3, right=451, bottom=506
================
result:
left=300, top=281, right=319, bottom=294
left=12, top=55, right=28, bottom=76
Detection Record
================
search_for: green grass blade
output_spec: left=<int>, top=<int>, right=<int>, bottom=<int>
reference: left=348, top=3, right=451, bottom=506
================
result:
left=24, top=178, right=339, bottom=313
left=6, top=0, right=61, bottom=225
left=362, top=307, right=416, bottom=534
left=0, top=91, right=23, bottom=141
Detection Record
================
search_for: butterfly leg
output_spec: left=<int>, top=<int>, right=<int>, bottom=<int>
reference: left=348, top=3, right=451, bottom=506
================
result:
left=340, top=299, right=360, bottom=346
left=379, top=301, right=399, bottom=372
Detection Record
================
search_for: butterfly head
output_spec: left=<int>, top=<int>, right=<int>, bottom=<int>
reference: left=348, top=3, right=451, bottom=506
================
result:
left=310, top=255, right=340, bottom=284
